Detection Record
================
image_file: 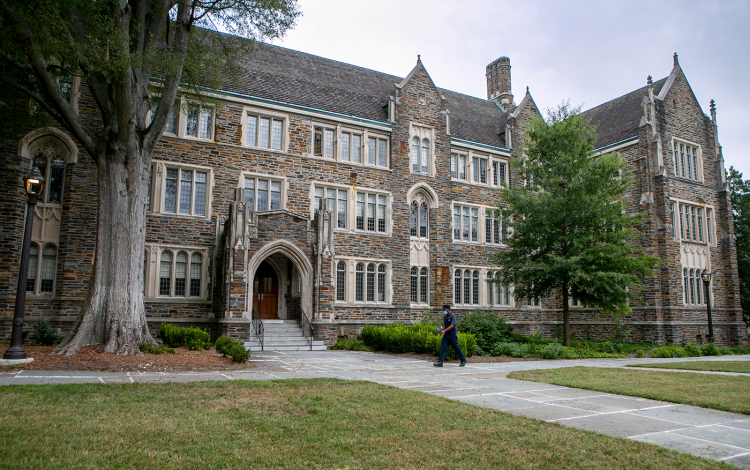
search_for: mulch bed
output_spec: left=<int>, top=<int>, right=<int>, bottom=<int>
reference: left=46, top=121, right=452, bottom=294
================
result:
left=0, top=343, right=257, bottom=373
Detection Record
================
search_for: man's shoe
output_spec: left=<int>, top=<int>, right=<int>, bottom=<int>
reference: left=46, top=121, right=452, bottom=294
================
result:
left=433, top=362, right=443, bottom=367
left=460, top=362, right=466, bottom=367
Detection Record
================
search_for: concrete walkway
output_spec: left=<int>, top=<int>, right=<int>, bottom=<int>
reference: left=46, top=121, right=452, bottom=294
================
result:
left=1, top=352, right=749, bottom=467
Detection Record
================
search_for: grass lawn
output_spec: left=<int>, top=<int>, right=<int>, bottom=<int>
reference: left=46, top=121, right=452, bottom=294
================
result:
left=508, top=367, right=750, bottom=415
left=0, top=379, right=731, bottom=469
left=627, top=361, right=750, bottom=374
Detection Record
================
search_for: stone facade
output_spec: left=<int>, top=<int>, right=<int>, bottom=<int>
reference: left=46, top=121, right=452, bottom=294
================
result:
left=0, top=44, right=745, bottom=347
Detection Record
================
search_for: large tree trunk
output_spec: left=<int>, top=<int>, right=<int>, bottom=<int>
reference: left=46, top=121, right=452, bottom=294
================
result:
left=57, top=148, right=155, bottom=356
left=562, top=282, right=570, bottom=347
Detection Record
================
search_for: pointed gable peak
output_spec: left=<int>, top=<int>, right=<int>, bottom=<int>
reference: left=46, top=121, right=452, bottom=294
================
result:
left=396, top=56, right=443, bottom=100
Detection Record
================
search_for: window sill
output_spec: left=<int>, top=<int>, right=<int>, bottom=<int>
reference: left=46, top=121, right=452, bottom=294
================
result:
left=451, top=178, right=504, bottom=189
left=148, top=212, right=211, bottom=221
left=352, top=230, right=390, bottom=237
left=146, top=298, right=211, bottom=304
left=306, top=154, right=392, bottom=172
left=452, top=240, right=481, bottom=245
left=336, top=302, right=391, bottom=307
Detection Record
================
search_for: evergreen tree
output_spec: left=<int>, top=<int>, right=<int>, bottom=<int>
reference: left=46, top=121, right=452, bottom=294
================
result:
left=0, top=0, right=300, bottom=355
left=492, top=104, right=660, bottom=346
left=727, top=167, right=750, bottom=326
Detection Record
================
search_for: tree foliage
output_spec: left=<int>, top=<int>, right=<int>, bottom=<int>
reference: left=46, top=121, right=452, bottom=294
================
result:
left=491, top=103, right=660, bottom=346
left=0, top=0, right=300, bottom=355
left=728, top=167, right=750, bottom=326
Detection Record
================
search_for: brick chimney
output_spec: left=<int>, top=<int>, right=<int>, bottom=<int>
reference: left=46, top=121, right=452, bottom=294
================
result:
left=486, top=56, right=514, bottom=111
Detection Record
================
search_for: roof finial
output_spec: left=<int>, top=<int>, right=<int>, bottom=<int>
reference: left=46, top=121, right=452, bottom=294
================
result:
left=710, top=99, right=716, bottom=114
left=417, top=54, right=421, bottom=62
left=673, top=52, right=679, bottom=66
left=647, top=75, right=653, bottom=86
left=526, top=86, right=529, bottom=93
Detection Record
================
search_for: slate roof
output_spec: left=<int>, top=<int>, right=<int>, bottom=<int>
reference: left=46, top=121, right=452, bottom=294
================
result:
left=582, top=77, right=667, bottom=150
left=221, top=42, right=508, bottom=148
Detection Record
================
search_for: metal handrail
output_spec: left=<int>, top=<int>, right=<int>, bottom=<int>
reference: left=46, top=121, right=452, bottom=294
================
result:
left=300, top=307, right=314, bottom=350
left=251, top=304, right=264, bottom=351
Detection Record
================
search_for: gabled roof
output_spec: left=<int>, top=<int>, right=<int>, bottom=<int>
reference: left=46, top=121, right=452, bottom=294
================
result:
left=582, top=77, right=667, bottom=150
left=218, top=42, right=507, bottom=147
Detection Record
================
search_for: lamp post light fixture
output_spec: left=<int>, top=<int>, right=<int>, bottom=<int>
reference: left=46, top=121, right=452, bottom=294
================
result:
left=3, top=166, right=44, bottom=360
left=701, top=268, right=714, bottom=344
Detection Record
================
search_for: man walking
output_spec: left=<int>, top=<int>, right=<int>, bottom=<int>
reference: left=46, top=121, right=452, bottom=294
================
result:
left=434, top=304, right=466, bottom=367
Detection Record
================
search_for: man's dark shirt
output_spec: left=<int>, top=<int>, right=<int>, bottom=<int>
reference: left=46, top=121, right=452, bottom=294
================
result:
left=443, top=311, right=458, bottom=340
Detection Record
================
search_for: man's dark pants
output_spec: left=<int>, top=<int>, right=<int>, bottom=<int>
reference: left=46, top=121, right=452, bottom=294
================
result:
left=438, top=335, right=466, bottom=363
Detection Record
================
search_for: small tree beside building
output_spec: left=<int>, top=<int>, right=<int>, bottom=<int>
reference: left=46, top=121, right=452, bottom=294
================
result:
left=492, top=104, right=660, bottom=346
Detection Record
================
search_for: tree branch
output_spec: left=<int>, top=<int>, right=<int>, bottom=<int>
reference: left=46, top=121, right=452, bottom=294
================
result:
left=1, top=5, right=97, bottom=155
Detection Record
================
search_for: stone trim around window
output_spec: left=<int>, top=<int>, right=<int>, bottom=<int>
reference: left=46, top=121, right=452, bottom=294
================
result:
left=671, top=198, right=715, bottom=246
left=409, top=123, right=435, bottom=176
left=242, top=106, right=288, bottom=152
left=25, top=242, right=58, bottom=296
left=145, top=244, right=210, bottom=300
left=307, top=121, right=390, bottom=170
left=241, top=172, right=288, bottom=220
left=148, top=96, right=215, bottom=142
left=309, top=183, right=392, bottom=237
left=452, top=266, right=515, bottom=309
left=451, top=202, right=507, bottom=245
left=671, top=137, right=703, bottom=183
left=450, top=149, right=509, bottom=188
left=333, top=257, right=392, bottom=306
left=149, top=160, right=214, bottom=219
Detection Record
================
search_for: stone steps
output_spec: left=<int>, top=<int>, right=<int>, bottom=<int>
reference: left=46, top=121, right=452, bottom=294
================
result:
left=245, top=319, right=326, bottom=352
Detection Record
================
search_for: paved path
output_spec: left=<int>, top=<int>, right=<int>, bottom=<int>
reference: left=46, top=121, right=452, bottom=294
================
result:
left=1, top=353, right=749, bottom=467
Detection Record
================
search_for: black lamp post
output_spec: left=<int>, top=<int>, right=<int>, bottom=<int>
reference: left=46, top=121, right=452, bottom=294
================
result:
left=701, top=268, right=713, bottom=344
left=3, top=166, right=44, bottom=360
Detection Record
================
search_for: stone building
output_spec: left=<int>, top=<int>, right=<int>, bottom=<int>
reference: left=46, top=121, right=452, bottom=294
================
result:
left=0, top=43, right=745, bottom=348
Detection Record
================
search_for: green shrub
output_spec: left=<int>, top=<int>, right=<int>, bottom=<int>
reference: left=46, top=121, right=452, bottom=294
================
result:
left=700, top=343, right=721, bottom=356
left=651, top=346, right=688, bottom=358
left=540, top=342, right=565, bottom=359
left=214, top=336, right=234, bottom=356
left=330, top=338, right=371, bottom=351
left=159, top=324, right=210, bottom=350
left=226, top=342, right=250, bottom=362
left=139, top=343, right=175, bottom=355
left=635, top=349, right=645, bottom=358
left=719, top=347, right=732, bottom=355
left=159, top=323, right=185, bottom=347
left=683, top=343, right=702, bottom=357
left=457, top=311, right=513, bottom=352
left=358, top=323, right=475, bottom=357
left=29, top=321, right=64, bottom=345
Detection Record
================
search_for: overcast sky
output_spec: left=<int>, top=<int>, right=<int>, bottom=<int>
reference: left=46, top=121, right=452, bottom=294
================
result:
left=274, top=0, right=749, bottom=177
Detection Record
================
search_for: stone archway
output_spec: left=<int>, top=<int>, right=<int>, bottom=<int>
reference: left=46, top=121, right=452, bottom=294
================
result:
left=246, top=240, right=313, bottom=320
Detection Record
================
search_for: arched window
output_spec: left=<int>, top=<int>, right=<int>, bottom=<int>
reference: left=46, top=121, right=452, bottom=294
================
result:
left=378, top=264, right=386, bottom=302
left=410, top=202, right=418, bottom=237
left=421, top=139, right=429, bottom=173
left=27, top=243, right=39, bottom=292
left=190, top=253, right=202, bottom=297
left=694, top=270, right=702, bottom=305
left=160, top=251, right=173, bottom=296
left=40, top=244, right=57, bottom=293
left=411, top=137, right=420, bottom=172
left=472, top=270, right=480, bottom=305
left=454, top=269, right=462, bottom=304
left=411, top=267, right=418, bottom=303
left=419, top=203, right=428, bottom=238
left=175, top=251, right=188, bottom=296
left=33, top=153, right=66, bottom=205
left=355, top=263, right=364, bottom=302
left=487, top=271, right=494, bottom=305
left=366, top=263, right=376, bottom=302
left=419, top=267, right=428, bottom=304
left=463, top=270, right=471, bottom=305
left=683, top=268, right=689, bottom=304
left=688, top=269, right=695, bottom=304
left=336, top=261, right=346, bottom=302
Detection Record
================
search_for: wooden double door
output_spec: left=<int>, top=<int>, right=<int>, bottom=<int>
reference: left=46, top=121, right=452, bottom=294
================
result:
left=253, top=261, right=278, bottom=319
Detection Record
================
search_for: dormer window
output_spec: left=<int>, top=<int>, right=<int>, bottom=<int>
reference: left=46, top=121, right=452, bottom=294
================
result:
left=410, top=124, right=433, bottom=175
